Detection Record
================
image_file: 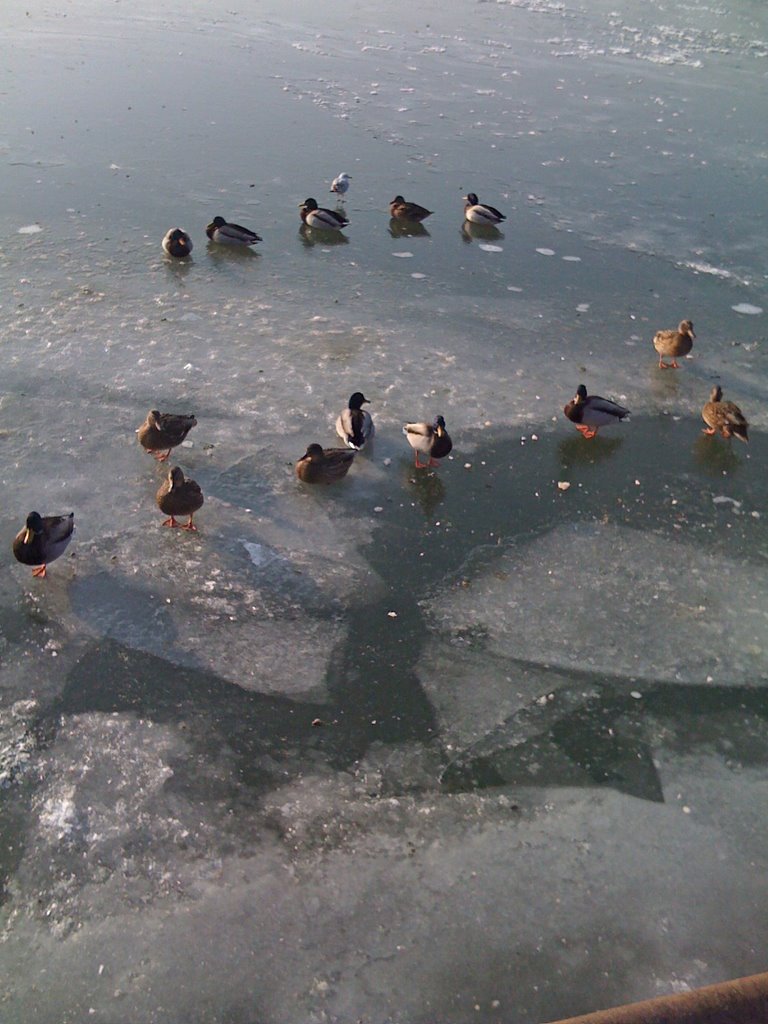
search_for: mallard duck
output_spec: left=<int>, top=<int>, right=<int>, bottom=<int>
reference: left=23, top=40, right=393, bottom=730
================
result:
left=463, top=193, right=506, bottom=225
left=162, top=228, right=193, bottom=258
left=564, top=384, right=630, bottom=439
left=13, top=511, right=74, bottom=578
left=403, top=415, right=452, bottom=468
left=702, top=385, right=748, bottom=442
left=653, top=319, right=695, bottom=369
left=390, top=196, right=432, bottom=222
left=299, top=198, right=349, bottom=231
left=336, top=392, right=374, bottom=450
left=137, top=410, right=197, bottom=462
left=205, top=216, right=261, bottom=246
left=330, top=172, right=351, bottom=197
left=156, top=466, right=204, bottom=529
left=295, top=444, right=355, bottom=484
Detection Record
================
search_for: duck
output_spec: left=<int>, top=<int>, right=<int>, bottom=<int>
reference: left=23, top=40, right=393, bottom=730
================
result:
left=330, top=172, right=351, bottom=197
left=564, top=384, right=630, bottom=439
left=335, top=392, right=374, bottom=450
left=13, top=511, right=75, bottom=578
left=390, top=196, right=432, bottom=222
left=701, top=385, right=748, bottom=442
left=463, top=193, right=506, bottom=225
left=403, top=415, right=452, bottom=468
left=137, top=410, right=198, bottom=462
left=156, top=466, right=204, bottom=530
left=653, top=319, right=696, bottom=369
left=162, top=228, right=193, bottom=258
left=299, top=198, right=349, bottom=231
left=205, top=216, right=261, bottom=246
left=295, top=444, right=356, bottom=484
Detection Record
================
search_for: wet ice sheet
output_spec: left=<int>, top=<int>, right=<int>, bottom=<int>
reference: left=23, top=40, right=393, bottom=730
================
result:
left=3, top=750, right=767, bottom=1023
left=425, top=521, right=768, bottom=685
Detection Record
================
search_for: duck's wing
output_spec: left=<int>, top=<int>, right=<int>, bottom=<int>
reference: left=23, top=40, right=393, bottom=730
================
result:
left=480, top=204, right=505, bottom=220
left=586, top=395, right=630, bottom=419
left=221, top=222, right=261, bottom=243
left=322, top=448, right=356, bottom=479
left=154, top=413, right=197, bottom=443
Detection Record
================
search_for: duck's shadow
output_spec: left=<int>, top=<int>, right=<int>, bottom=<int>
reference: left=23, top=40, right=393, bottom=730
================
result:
left=299, top=225, right=349, bottom=247
left=388, top=219, right=431, bottom=239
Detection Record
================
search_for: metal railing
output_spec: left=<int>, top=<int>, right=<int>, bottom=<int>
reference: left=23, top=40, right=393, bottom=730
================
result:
left=546, top=970, right=768, bottom=1024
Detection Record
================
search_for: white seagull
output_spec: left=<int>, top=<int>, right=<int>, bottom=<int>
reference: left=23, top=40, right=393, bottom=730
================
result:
left=330, top=172, right=352, bottom=198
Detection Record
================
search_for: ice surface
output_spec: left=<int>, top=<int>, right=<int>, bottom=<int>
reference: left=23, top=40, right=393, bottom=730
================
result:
left=424, top=521, right=768, bottom=685
left=3, top=0, right=768, bottom=1020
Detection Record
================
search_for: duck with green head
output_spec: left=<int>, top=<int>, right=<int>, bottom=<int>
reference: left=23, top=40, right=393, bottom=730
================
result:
left=13, top=511, right=74, bottom=578
left=564, top=384, right=630, bottom=439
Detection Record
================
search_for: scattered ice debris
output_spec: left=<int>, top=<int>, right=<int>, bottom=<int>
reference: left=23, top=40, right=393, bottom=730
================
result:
left=373, top=506, right=384, bottom=513
left=562, top=255, right=581, bottom=262
left=557, top=481, right=570, bottom=491
left=411, top=272, right=426, bottom=279
left=392, top=251, right=413, bottom=258
left=242, top=541, right=279, bottom=567
left=731, top=303, right=762, bottom=315
left=630, top=691, right=642, bottom=700
left=536, top=247, right=555, bottom=256
left=576, top=303, right=590, bottom=312
left=712, top=496, right=742, bottom=508
left=18, top=224, right=42, bottom=234
left=507, top=285, right=523, bottom=292
left=387, top=611, right=398, bottom=618
left=479, top=243, right=503, bottom=252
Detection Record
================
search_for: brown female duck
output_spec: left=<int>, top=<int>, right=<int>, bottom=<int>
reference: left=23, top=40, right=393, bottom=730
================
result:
left=156, top=466, right=204, bottom=529
left=653, top=319, right=696, bottom=369
left=295, top=444, right=355, bottom=484
left=137, top=410, right=197, bottom=462
left=390, top=196, right=432, bottom=222
left=701, top=385, right=748, bottom=442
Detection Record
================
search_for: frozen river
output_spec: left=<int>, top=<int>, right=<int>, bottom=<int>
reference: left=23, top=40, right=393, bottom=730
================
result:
left=1, top=1, right=767, bottom=1021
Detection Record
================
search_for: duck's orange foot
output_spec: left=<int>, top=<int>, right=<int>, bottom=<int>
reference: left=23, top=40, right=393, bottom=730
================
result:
left=575, top=425, right=597, bottom=439
left=428, top=458, right=441, bottom=467
left=414, top=455, right=428, bottom=469
left=181, top=519, right=198, bottom=531
left=31, top=565, right=47, bottom=578
left=702, top=427, right=716, bottom=436
left=161, top=516, right=180, bottom=528
left=152, top=450, right=171, bottom=462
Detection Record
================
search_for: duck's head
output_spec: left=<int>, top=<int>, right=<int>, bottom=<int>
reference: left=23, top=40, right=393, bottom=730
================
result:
left=574, top=384, right=588, bottom=403
left=680, top=319, right=696, bottom=337
left=302, top=443, right=324, bottom=462
left=300, top=198, right=319, bottom=212
left=24, top=511, right=44, bottom=542
left=710, top=385, right=723, bottom=402
left=391, top=195, right=405, bottom=205
left=349, top=392, right=370, bottom=409
left=433, top=415, right=447, bottom=435
left=168, top=466, right=186, bottom=490
left=167, top=228, right=191, bottom=252
left=464, top=193, right=479, bottom=205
